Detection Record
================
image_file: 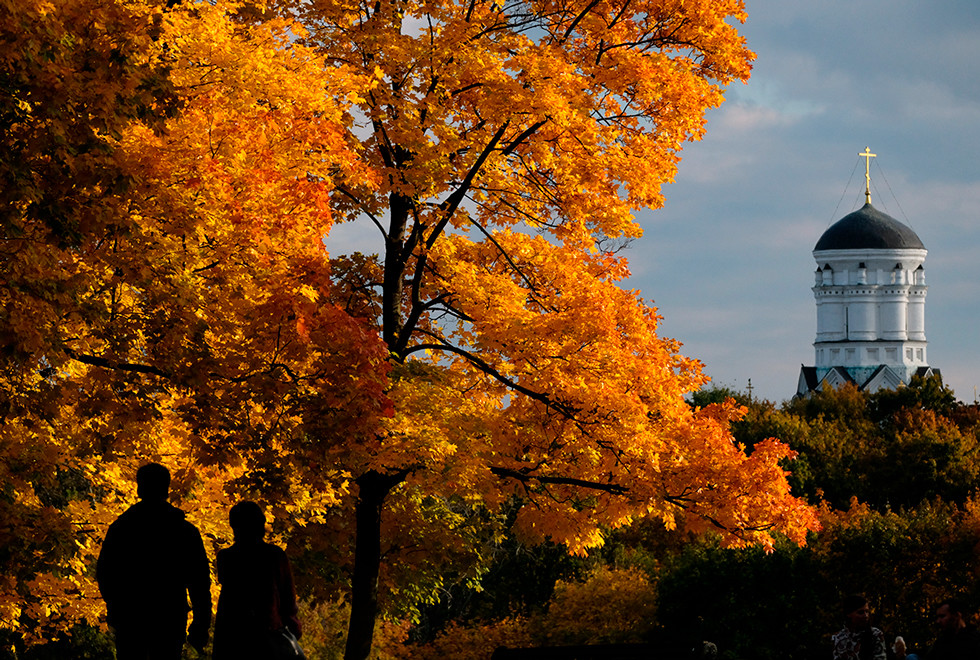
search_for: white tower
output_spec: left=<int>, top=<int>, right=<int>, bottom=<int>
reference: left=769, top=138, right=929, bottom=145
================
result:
left=797, top=149, right=940, bottom=395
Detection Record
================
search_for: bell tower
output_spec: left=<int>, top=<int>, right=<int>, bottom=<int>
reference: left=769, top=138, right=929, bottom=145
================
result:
left=798, top=149, right=940, bottom=395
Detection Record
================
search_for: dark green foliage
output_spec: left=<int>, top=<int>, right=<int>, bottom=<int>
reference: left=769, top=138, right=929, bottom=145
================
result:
left=411, top=537, right=592, bottom=643
left=868, top=375, right=959, bottom=423
left=658, top=382, right=980, bottom=659
left=713, top=379, right=980, bottom=510
left=687, top=386, right=754, bottom=409
left=817, top=502, right=980, bottom=654
left=655, top=535, right=833, bottom=660
left=655, top=501, right=980, bottom=660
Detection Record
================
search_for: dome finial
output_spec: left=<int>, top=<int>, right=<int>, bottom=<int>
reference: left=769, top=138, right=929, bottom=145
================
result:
left=860, top=146, right=876, bottom=204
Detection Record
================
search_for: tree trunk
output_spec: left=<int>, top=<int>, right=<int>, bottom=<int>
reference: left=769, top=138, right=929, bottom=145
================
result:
left=344, top=470, right=402, bottom=660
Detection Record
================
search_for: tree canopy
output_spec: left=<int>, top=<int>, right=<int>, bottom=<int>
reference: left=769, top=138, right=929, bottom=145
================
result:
left=1, top=0, right=819, bottom=656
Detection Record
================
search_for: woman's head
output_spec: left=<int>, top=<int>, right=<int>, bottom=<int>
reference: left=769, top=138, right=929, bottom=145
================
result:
left=229, top=500, right=266, bottom=542
left=843, top=594, right=871, bottom=630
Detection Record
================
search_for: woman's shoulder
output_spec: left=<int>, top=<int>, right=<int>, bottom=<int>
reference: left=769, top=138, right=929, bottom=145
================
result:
left=261, top=541, right=289, bottom=563
left=218, top=539, right=287, bottom=560
left=249, top=540, right=288, bottom=564
left=255, top=540, right=285, bottom=552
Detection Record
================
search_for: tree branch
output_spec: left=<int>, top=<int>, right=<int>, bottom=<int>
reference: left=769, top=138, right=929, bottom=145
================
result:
left=404, top=341, right=579, bottom=418
left=426, top=122, right=510, bottom=251
left=490, top=466, right=628, bottom=495
left=64, top=348, right=172, bottom=378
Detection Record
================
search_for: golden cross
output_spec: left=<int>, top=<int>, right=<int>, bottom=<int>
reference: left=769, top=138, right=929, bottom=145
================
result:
left=860, top=146, right=876, bottom=204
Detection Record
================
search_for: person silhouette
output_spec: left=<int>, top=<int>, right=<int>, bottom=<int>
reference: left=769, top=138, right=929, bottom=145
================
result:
left=213, top=500, right=302, bottom=660
left=929, top=599, right=980, bottom=660
left=832, top=594, right=887, bottom=660
left=96, top=462, right=211, bottom=659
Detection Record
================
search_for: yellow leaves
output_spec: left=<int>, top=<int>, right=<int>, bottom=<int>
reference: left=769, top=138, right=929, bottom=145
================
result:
left=133, top=1, right=365, bottom=255
left=288, top=0, right=756, bottom=238
left=297, top=284, right=320, bottom=303
left=374, top=363, right=490, bottom=475
left=432, top=230, right=700, bottom=417
left=0, top=0, right=391, bottom=641
left=2, top=0, right=812, bottom=646
left=543, top=566, right=658, bottom=644
left=20, top=571, right=104, bottom=641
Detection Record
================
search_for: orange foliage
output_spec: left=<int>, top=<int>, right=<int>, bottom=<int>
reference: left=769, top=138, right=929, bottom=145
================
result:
left=1, top=0, right=818, bottom=652
left=0, top=0, right=388, bottom=639
left=268, top=0, right=814, bottom=553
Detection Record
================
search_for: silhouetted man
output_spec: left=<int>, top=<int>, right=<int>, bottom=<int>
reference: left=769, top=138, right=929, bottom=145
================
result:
left=97, top=463, right=211, bottom=659
left=929, top=599, right=980, bottom=660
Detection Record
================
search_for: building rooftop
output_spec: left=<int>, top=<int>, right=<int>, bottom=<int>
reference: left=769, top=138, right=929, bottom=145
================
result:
left=814, top=203, right=924, bottom=251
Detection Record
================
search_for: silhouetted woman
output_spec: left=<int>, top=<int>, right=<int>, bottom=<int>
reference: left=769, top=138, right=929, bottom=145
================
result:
left=213, top=501, right=302, bottom=660
left=832, top=594, right=886, bottom=660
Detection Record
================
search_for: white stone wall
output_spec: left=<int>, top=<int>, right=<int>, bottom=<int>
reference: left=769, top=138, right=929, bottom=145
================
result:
left=812, top=247, right=927, bottom=370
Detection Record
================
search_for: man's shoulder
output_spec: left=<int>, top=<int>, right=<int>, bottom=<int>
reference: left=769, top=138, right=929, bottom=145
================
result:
left=109, top=501, right=203, bottom=541
left=960, top=627, right=980, bottom=647
left=107, top=502, right=141, bottom=526
left=178, top=514, right=203, bottom=534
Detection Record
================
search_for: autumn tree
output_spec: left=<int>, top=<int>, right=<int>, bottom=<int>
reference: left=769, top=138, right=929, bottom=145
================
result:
left=268, top=0, right=819, bottom=656
left=1, top=0, right=177, bottom=634
left=1, top=0, right=389, bottom=639
left=2, top=0, right=821, bottom=656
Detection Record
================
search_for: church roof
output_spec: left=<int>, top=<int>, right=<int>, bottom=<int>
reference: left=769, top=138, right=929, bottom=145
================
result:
left=814, top=203, right=924, bottom=251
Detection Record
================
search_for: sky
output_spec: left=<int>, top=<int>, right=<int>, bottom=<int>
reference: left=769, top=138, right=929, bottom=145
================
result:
left=628, top=0, right=980, bottom=403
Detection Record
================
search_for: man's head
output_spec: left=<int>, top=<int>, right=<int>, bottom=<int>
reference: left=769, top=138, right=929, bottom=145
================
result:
left=937, top=599, right=968, bottom=634
left=843, top=594, right=871, bottom=631
left=229, top=500, right=266, bottom=542
left=136, top=463, right=171, bottom=501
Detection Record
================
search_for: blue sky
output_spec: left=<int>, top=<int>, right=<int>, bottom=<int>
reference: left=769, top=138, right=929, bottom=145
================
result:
left=629, top=0, right=980, bottom=403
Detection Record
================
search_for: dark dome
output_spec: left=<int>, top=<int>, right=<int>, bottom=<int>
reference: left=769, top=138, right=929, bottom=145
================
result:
left=814, top=203, right=924, bottom=251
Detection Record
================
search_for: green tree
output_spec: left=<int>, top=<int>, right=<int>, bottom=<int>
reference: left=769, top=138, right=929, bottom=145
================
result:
left=773, top=383, right=980, bottom=510
left=868, top=374, right=959, bottom=423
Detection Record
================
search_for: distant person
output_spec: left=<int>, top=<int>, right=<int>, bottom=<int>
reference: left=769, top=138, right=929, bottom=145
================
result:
left=213, top=501, right=303, bottom=660
left=96, top=463, right=211, bottom=659
left=928, top=599, right=980, bottom=660
left=832, top=594, right=887, bottom=660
